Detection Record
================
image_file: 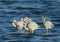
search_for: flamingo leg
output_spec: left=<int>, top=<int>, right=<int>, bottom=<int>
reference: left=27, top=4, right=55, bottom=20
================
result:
left=45, top=29, right=49, bottom=35
left=49, top=29, right=51, bottom=34
left=45, top=28, right=51, bottom=35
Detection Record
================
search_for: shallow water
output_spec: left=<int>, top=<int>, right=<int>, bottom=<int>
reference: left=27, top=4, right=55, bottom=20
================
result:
left=0, top=0, right=60, bottom=42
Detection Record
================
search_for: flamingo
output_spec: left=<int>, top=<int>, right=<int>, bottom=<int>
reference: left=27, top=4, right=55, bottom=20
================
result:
left=23, top=17, right=32, bottom=23
left=27, top=22, right=39, bottom=33
left=21, top=17, right=39, bottom=33
left=12, top=17, right=39, bottom=34
left=12, top=19, right=25, bottom=30
left=42, top=16, right=54, bottom=35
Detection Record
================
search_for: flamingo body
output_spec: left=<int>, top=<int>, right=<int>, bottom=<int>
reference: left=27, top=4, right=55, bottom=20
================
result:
left=27, top=22, right=39, bottom=33
left=44, top=21, right=54, bottom=29
left=12, top=20, right=24, bottom=30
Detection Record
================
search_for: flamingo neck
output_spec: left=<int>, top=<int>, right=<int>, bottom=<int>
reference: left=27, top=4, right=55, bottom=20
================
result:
left=13, top=20, right=17, bottom=26
left=24, top=23, right=27, bottom=29
left=43, top=19, right=46, bottom=23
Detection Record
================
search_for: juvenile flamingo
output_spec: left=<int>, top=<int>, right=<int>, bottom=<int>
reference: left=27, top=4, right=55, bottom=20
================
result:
left=12, top=19, right=24, bottom=30
left=22, top=17, right=39, bottom=33
left=42, top=16, right=54, bottom=35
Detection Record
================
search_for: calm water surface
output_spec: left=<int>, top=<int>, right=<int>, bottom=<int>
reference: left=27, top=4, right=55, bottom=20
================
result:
left=0, top=0, right=60, bottom=42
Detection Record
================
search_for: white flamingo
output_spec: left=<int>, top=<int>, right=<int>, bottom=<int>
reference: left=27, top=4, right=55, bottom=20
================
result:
left=12, top=19, right=25, bottom=30
left=12, top=17, right=39, bottom=34
left=42, top=16, right=54, bottom=35
left=23, top=17, right=32, bottom=23
left=27, top=22, right=39, bottom=33
left=22, top=17, right=39, bottom=33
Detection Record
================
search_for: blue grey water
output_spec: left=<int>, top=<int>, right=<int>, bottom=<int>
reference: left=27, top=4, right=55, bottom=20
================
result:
left=0, top=0, right=60, bottom=42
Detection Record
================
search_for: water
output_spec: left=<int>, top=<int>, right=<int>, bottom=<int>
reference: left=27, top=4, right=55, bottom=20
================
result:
left=0, top=0, right=60, bottom=42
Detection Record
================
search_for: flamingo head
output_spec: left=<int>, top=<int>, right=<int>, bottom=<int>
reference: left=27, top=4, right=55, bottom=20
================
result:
left=42, top=16, right=46, bottom=22
left=23, top=17, right=32, bottom=23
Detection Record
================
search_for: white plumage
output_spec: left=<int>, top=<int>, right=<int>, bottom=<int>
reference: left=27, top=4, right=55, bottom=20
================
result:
left=23, top=17, right=32, bottom=23
left=27, top=22, right=39, bottom=33
left=12, top=19, right=24, bottom=30
left=42, top=16, right=54, bottom=35
left=12, top=17, right=39, bottom=34
left=20, top=17, right=39, bottom=33
left=12, top=20, right=16, bottom=27
left=44, top=21, right=54, bottom=29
